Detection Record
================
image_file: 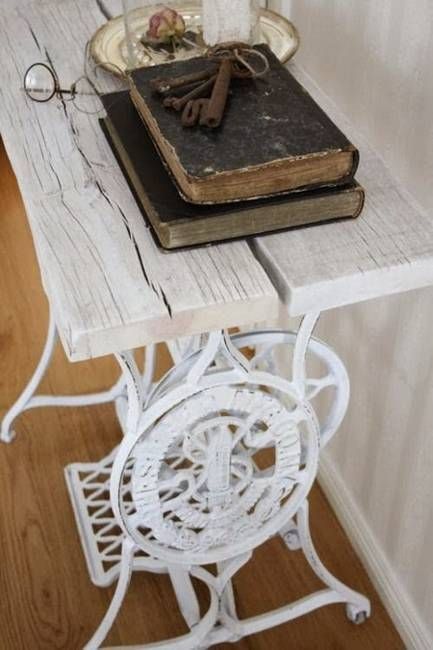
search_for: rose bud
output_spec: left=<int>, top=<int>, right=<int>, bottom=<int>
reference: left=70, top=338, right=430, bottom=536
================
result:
left=147, top=6, right=186, bottom=43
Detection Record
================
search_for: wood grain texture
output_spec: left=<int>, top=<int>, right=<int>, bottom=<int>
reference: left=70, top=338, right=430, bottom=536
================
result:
left=0, top=0, right=279, bottom=361
left=0, top=140, right=404, bottom=648
left=252, top=63, right=433, bottom=317
left=3, top=0, right=433, bottom=361
left=0, top=0, right=433, bottom=360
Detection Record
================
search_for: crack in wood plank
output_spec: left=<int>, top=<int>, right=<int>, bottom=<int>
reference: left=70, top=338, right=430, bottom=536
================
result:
left=0, top=0, right=279, bottom=360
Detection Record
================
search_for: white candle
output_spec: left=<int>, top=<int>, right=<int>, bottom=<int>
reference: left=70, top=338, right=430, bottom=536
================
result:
left=202, top=0, right=252, bottom=46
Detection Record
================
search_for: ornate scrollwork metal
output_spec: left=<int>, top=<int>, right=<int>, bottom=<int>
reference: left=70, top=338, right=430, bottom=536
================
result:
left=63, top=319, right=369, bottom=649
left=111, top=328, right=321, bottom=566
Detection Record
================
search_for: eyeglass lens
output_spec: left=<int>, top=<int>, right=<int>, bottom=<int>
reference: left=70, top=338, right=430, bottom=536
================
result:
left=23, top=60, right=127, bottom=113
left=24, top=63, right=57, bottom=102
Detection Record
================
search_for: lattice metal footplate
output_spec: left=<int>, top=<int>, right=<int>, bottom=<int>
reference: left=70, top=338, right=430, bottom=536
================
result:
left=65, top=449, right=154, bottom=587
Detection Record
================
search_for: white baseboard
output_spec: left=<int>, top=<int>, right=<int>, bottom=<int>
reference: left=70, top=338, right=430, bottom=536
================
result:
left=318, top=451, right=432, bottom=650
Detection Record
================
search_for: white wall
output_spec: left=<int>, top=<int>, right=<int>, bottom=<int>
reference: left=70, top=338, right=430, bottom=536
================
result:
left=280, top=1, right=433, bottom=647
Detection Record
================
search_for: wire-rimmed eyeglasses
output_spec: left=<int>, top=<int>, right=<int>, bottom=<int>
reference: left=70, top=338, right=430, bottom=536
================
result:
left=23, top=60, right=125, bottom=114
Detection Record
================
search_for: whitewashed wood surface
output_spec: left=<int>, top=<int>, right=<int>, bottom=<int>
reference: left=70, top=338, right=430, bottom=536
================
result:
left=2, top=0, right=433, bottom=360
left=252, top=65, right=433, bottom=316
left=0, top=0, right=279, bottom=361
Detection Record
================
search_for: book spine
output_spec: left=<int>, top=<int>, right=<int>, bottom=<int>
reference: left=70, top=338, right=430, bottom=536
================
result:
left=349, top=146, right=360, bottom=181
left=353, top=185, right=366, bottom=218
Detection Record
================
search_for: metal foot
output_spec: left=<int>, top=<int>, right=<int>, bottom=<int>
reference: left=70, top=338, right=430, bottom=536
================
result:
left=280, top=526, right=302, bottom=551
left=0, top=426, right=16, bottom=444
left=346, top=604, right=370, bottom=625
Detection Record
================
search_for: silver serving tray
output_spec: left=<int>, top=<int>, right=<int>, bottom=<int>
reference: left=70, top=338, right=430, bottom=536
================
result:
left=90, top=4, right=300, bottom=74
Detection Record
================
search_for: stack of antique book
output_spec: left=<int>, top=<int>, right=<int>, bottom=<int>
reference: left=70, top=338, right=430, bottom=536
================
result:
left=101, top=46, right=364, bottom=249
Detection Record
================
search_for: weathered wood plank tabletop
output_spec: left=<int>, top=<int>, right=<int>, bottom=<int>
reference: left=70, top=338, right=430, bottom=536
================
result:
left=1, top=0, right=433, bottom=360
left=253, top=67, right=433, bottom=316
left=0, top=0, right=279, bottom=360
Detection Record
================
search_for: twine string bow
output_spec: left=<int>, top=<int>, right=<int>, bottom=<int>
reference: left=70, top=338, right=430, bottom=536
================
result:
left=207, top=41, right=270, bottom=79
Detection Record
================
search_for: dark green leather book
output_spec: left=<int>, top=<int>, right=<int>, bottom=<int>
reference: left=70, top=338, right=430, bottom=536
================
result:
left=100, top=91, right=364, bottom=250
left=129, top=45, right=359, bottom=204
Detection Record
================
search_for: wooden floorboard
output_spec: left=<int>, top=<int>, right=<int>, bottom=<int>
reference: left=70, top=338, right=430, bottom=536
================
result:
left=0, top=140, right=404, bottom=649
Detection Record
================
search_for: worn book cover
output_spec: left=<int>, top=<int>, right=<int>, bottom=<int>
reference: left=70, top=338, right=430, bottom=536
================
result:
left=100, top=91, right=364, bottom=250
left=128, top=45, right=359, bottom=204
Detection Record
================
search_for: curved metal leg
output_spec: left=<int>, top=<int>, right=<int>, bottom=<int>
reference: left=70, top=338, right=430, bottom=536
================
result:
left=84, top=539, right=136, bottom=650
left=1, top=308, right=128, bottom=444
left=168, top=566, right=201, bottom=628
left=142, top=344, right=157, bottom=399
left=217, top=502, right=370, bottom=641
left=1, top=310, right=57, bottom=442
left=86, top=546, right=221, bottom=649
left=292, top=312, right=321, bottom=392
left=297, top=500, right=371, bottom=623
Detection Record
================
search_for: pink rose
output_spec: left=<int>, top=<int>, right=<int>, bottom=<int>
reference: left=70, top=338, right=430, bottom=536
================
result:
left=147, top=7, right=186, bottom=43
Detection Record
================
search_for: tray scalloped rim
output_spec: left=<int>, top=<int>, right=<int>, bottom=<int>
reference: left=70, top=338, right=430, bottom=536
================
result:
left=90, top=5, right=300, bottom=74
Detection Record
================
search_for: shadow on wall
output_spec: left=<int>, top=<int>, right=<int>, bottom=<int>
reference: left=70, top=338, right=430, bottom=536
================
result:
left=284, top=0, right=433, bottom=212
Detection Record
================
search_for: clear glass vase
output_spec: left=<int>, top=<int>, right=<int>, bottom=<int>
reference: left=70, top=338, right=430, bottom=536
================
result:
left=202, top=0, right=261, bottom=46
left=122, top=1, right=262, bottom=70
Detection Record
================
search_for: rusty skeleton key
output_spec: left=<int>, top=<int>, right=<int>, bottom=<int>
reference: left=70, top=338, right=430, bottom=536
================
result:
left=181, top=98, right=210, bottom=127
left=181, top=58, right=232, bottom=128
left=155, top=43, right=269, bottom=129
left=202, top=58, right=232, bottom=128
left=164, top=75, right=217, bottom=111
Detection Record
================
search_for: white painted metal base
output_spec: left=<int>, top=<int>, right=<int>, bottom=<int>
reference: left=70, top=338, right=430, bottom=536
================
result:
left=84, top=509, right=369, bottom=650
left=63, top=319, right=370, bottom=649
left=2, top=308, right=369, bottom=648
left=68, top=470, right=370, bottom=650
